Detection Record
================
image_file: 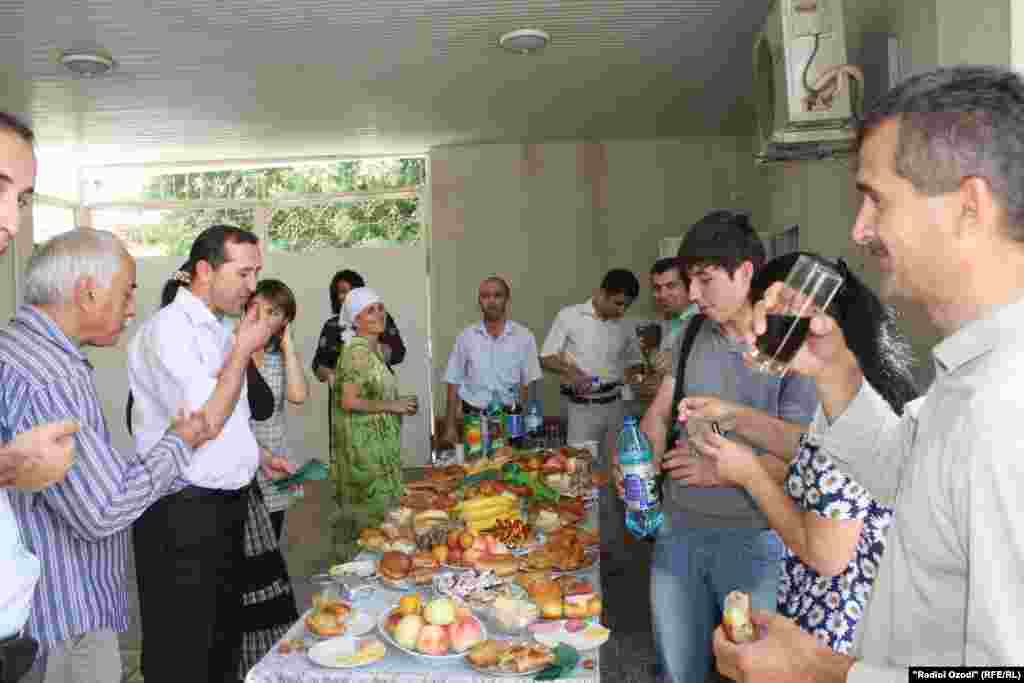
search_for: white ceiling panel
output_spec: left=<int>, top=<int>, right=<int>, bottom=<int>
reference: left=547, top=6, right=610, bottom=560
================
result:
left=0, top=0, right=768, bottom=163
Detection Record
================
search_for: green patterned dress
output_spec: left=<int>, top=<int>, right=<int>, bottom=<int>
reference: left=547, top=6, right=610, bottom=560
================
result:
left=330, top=336, right=404, bottom=562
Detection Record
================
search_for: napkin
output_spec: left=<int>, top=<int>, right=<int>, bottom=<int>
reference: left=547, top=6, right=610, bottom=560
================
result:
left=535, top=643, right=581, bottom=680
left=272, top=459, right=329, bottom=491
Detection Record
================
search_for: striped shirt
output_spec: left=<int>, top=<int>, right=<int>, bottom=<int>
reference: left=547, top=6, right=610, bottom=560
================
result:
left=0, top=306, right=191, bottom=650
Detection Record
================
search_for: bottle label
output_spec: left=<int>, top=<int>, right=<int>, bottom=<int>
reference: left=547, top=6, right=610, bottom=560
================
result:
left=622, top=461, right=660, bottom=512
left=506, top=414, right=524, bottom=439
left=464, top=414, right=483, bottom=458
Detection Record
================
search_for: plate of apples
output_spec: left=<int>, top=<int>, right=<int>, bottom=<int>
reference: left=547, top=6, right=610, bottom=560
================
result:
left=377, top=594, right=487, bottom=662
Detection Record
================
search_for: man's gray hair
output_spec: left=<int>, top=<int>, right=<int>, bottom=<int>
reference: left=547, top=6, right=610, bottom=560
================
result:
left=24, top=228, right=125, bottom=306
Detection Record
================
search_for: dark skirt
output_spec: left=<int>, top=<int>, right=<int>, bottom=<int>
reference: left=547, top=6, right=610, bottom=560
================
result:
left=237, top=478, right=299, bottom=681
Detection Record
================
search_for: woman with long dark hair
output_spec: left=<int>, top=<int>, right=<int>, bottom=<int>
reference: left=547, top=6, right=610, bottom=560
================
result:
left=678, top=251, right=919, bottom=653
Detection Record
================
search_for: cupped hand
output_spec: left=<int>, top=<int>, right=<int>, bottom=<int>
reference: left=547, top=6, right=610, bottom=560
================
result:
left=3, top=420, right=80, bottom=491
left=665, top=448, right=722, bottom=487
left=236, top=304, right=277, bottom=356
left=172, top=409, right=213, bottom=450
left=713, top=610, right=853, bottom=683
left=391, top=397, right=418, bottom=416
left=661, top=442, right=721, bottom=487
left=261, top=454, right=297, bottom=481
left=694, top=431, right=759, bottom=488
left=677, top=396, right=742, bottom=431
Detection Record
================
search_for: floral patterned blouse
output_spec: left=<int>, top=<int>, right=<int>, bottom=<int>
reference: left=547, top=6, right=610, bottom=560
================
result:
left=777, top=434, right=893, bottom=654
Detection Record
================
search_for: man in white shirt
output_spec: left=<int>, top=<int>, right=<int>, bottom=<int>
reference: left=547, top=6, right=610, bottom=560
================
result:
left=442, top=277, right=542, bottom=446
left=713, top=66, right=1024, bottom=682
left=127, top=225, right=276, bottom=683
left=540, top=269, right=643, bottom=572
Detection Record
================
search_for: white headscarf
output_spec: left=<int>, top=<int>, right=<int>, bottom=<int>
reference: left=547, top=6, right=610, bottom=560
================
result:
left=340, top=286, right=383, bottom=343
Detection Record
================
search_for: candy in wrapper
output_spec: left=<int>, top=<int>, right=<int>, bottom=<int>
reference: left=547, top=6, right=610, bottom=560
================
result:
left=722, top=591, right=755, bottom=643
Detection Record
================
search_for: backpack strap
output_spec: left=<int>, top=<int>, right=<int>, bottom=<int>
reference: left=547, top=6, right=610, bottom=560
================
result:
left=668, top=314, right=705, bottom=449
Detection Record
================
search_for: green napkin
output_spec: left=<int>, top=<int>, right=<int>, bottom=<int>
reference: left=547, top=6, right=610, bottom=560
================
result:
left=535, top=643, right=581, bottom=680
left=272, top=459, right=329, bottom=491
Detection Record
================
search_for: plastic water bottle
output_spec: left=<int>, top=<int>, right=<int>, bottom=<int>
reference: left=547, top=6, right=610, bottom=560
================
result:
left=525, top=399, right=543, bottom=449
left=485, top=390, right=506, bottom=455
left=506, top=390, right=525, bottom=449
left=618, top=415, right=663, bottom=539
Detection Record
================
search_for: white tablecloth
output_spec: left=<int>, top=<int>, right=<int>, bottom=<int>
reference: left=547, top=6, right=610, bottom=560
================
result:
left=247, top=514, right=602, bottom=682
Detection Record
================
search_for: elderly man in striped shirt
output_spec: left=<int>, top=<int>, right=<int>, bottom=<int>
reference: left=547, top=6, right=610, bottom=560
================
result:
left=0, top=228, right=270, bottom=683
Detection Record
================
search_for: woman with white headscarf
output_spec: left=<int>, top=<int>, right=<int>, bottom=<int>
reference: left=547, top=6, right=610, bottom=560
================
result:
left=331, top=287, right=418, bottom=561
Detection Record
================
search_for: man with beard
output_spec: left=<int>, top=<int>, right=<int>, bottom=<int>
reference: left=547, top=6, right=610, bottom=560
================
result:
left=442, top=276, right=542, bottom=448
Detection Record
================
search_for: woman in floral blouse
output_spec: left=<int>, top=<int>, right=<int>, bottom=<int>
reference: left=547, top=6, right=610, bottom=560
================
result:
left=678, top=252, right=919, bottom=653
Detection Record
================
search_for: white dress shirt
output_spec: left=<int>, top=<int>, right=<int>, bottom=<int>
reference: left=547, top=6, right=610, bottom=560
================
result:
left=444, top=320, right=542, bottom=409
left=0, top=489, right=38, bottom=637
left=811, top=297, right=1024, bottom=680
left=127, top=288, right=258, bottom=490
left=540, top=299, right=643, bottom=385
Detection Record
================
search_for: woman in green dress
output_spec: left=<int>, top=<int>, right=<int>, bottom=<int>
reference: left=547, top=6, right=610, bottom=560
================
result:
left=331, top=287, right=418, bottom=561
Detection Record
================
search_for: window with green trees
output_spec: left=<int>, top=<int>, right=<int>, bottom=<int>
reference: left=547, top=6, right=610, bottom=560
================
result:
left=85, top=158, right=425, bottom=256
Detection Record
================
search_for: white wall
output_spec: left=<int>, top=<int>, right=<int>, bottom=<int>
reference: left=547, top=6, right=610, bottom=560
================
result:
left=87, top=244, right=433, bottom=472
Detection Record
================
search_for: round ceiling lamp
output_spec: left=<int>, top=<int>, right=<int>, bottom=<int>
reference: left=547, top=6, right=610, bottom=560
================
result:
left=498, top=29, right=550, bottom=55
left=59, top=51, right=116, bottom=77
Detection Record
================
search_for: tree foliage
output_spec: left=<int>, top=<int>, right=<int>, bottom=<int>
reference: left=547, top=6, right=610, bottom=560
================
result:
left=119, top=159, right=424, bottom=256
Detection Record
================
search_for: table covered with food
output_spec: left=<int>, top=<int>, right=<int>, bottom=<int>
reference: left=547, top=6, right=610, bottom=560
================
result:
left=246, top=447, right=610, bottom=683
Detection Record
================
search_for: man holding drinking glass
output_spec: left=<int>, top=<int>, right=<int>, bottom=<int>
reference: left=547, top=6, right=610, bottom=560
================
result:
left=713, top=66, right=1024, bottom=682
left=632, top=211, right=817, bottom=683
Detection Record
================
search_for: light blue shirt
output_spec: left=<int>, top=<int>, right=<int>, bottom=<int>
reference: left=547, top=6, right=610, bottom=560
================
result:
left=0, top=489, right=39, bottom=638
left=444, top=321, right=543, bottom=409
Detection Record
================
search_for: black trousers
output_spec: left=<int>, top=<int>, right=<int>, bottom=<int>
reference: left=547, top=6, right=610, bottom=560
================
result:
left=133, top=484, right=249, bottom=683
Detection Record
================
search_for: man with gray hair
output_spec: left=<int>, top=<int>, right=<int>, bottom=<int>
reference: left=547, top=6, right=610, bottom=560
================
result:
left=0, top=228, right=215, bottom=683
left=714, top=65, right=1024, bottom=681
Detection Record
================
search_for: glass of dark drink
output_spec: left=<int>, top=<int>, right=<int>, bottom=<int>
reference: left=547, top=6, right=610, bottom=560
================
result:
left=750, top=255, right=844, bottom=377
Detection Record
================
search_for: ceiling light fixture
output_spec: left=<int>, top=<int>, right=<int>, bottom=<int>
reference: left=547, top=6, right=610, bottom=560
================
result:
left=59, top=51, right=116, bottom=77
left=499, top=29, right=550, bottom=55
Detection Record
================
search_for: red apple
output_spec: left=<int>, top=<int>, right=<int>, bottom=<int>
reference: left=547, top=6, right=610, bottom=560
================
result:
left=385, top=610, right=405, bottom=635
left=416, top=624, right=451, bottom=656
left=449, top=615, right=484, bottom=652
left=447, top=529, right=462, bottom=551
left=447, top=546, right=464, bottom=564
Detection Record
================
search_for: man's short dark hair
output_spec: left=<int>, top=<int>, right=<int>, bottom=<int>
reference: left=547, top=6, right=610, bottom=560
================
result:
left=650, top=257, right=682, bottom=277
left=601, top=268, right=640, bottom=300
left=0, top=112, right=35, bottom=144
left=858, top=65, right=1024, bottom=240
left=678, top=210, right=766, bottom=276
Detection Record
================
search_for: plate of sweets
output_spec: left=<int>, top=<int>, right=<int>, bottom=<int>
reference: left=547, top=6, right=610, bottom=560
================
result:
left=529, top=619, right=611, bottom=651
left=465, top=639, right=556, bottom=677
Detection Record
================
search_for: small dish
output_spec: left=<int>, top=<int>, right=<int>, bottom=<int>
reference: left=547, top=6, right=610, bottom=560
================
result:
left=307, top=635, right=387, bottom=669
left=529, top=619, right=610, bottom=650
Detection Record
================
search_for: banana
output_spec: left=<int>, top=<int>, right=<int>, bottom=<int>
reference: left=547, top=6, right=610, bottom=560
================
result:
left=458, top=501, right=519, bottom=522
left=467, top=510, right=523, bottom=533
left=455, top=494, right=520, bottom=514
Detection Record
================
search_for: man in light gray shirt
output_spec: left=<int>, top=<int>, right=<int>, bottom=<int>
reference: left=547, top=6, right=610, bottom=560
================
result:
left=714, top=66, right=1024, bottom=682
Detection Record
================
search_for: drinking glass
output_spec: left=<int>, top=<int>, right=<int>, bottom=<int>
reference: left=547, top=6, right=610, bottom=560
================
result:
left=748, top=254, right=844, bottom=377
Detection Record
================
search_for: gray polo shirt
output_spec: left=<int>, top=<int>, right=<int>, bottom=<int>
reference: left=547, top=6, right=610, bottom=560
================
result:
left=814, top=298, right=1024, bottom=679
left=664, top=317, right=818, bottom=528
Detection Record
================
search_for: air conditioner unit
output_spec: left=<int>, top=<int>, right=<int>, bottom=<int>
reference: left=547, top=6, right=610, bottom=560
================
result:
left=754, top=0, right=859, bottom=162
